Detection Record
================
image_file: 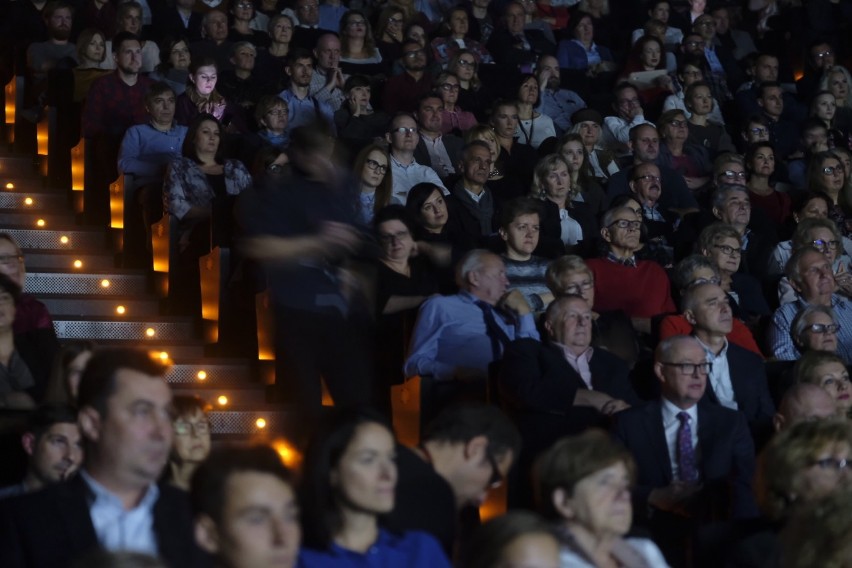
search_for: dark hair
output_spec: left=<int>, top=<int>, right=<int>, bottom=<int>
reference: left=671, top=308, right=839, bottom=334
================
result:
left=191, top=445, right=294, bottom=524
left=156, top=36, right=189, bottom=72
left=499, top=197, right=542, bottom=229
left=112, top=31, right=141, bottom=54
left=189, top=56, right=218, bottom=75
left=299, top=407, right=394, bottom=549
left=463, top=511, right=557, bottom=568
left=72, top=551, right=167, bottom=568
left=353, top=142, right=392, bottom=215
left=633, top=35, right=665, bottom=71
left=173, top=394, right=208, bottom=418
left=44, top=340, right=95, bottom=405
left=792, top=190, right=833, bottom=218
left=404, top=182, right=445, bottom=226
left=744, top=141, right=775, bottom=172
left=182, top=113, right=225, bottom=164
left=568, top=10, right=594, bottom=38
left=677, top=54, right=707, bottom=76
left=27, top=404, right=78, bottom=442
left=373, top=204, right=417, bottom=236
left=423, top=403, right=521, bottom=462
left=77, top=348, right=169, bottom=418
left=286, top=47, right=314, bottom=66
left=757, top=80, right=781, bottom=99
left=0, top=272, right=21, bottom=301
left=343, top=74, right=371, bottom=93
left=145, top=81, right=176, bottom=108
left=515, top=73, right=540, bottom=106
left=43, top=0, right=73, bottom=20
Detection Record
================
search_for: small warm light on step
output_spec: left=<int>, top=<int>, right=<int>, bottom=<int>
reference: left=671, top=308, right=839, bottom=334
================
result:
left=196, top=370, right=207, bottom=381
left=158, top=351, right=168, bottom=361
left=145, top=327, right=156, bottom=338
left=217, top=395, right=228, bottom=406
left=36, top=219, right=45, bottom=227
left=255, top=418, right=267, bottom=429
left=115, top=305, right=126, bottom=315
left=100, top=279, right=110, bottom=288
left=5, top=183, right=13, bottom=189
left=23, top=197, right=32, bottom=206
left=60, top=236, right=69, bottom=244
left=73, top=260, right=82, bottom=269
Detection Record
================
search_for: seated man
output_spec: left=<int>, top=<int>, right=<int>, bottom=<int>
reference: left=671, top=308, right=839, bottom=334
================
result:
left=681, top=282, right=775, bottom=437
left=772, top=383, right=837, bottom=432
left=387, top=404, right=520, bottom=555
left=387, top=112, right=447, bottom=205
left=601, top=83, right=653, bottom=156
left=25, top=1, right=76, bottom=112
left=450, top=142, right=499, bottom=246
left=613, top=335, right=758, bottom=566
left=0, top=404, right=82, bottom=499
left=413, top=93, right=463, bottom=182
left=486, top=1, right=554, bottom=70
left=404, top=249, right=539, bottom=382
left=534, top=55, right=586, bottom=137
left=629, top=161, right=678, bottom=264
left=769, top=246, right=852, bottom=363
left=586, top=206, right=676, bottom=333
left=278, top=48, right=335, bottom=133
left=191, top=446, right=300, bottom=568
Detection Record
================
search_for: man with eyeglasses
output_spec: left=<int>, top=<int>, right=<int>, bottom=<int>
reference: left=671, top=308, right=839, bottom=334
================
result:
left=386, top=113, right=447, bottom=204
left=534, top=55, right=586, bottom=136
left=587, top=206, right=675, bottom=334
left=769, top=245, right=852, bottom=364
left=681, top=282, right=775, bottom=440
left=601, top=83, right=652, bottom=156
left=797, top=40, right=837, bottom=102
left=413, top=93, right=463, bottom=181
left=291, top=0, right=328, bottom=50
left=629, top=162, right=677, bottom=263
left=613, top=335, right=757, bottom=565
left=382, top=40, right=432, bottom=114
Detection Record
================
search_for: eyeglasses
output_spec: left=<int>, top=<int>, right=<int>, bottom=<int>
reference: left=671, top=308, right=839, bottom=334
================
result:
left=689, top=276, right=721, bottom=287
left=805, top=323, right=841, bottom=334
left=347, top=19, right=366, bottom=27
left=563, top=279, right=593, bottom=295
left=391, top=126, right=417, bottom=135
left=810, top=457, right=848, bottom=470
left=404, top=49, right=425, bottom=58
left=634, top=174, right=660, bottom=183
left=485, top=450, right=504, bottom=489
left=379, top=229, right=410, bottom=244
left=815, top=50, right=834, bottom=59
left=236, top=1, right=253, bottom=7
left=266, top=108, right=287, bottom=116
left=387, top=16, right=403, bottom=24
left=440, top=83, right=460, bottom=92
left=457, top=59, right=476, bottom=67
left=749, top=127, right=769, bottom=136
left=823, top=166, right=844, bottom=175
left=0, top=254, right=22, bottom=266
left=365, top=158, right=388, bottom=174
left=608, top=219, right=641, bottom=230
left=174, top=420, right=211, bottom=436
left=668, top=119, right=687, bottom=128
left=812, top=238, right=841, bottom=251
left=660, top=361, right=713, bottom=375
left=720, top=170, right=747, bottom=179
left=713, top=244, right=743, bottom=257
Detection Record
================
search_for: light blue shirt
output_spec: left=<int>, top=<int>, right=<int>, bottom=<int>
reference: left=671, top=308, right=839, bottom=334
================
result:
left=768, top=295, right=852, bottom=364
left=118, top=123, right=188, bottom=185
left=80, top=470, right=160, bottom=555
left=279, top=89, right=336, bottom=134
left=538, top=89, right=585, bottom=135
left=404, top=291, right=540, bottom=381
left=389, top=154, right=447, bottom=205
left=697, top=337, right=737, bottom=410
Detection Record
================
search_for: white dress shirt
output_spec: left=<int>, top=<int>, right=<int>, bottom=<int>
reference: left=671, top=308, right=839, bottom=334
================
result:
left=661, top=398, right=699, bottom=480
left=697, top=337, right=738, bottom=410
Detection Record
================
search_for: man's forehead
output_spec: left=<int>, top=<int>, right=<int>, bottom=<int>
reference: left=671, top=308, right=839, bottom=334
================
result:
left=635, top=164, right=660, bottom=175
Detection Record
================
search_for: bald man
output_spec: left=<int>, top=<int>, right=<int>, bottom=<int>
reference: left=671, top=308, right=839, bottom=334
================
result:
left=773, top=383, right=839, bottom=432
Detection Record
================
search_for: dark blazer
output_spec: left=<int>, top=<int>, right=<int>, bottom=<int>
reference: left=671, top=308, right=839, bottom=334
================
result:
left=612, top=399, right=758, bottom=523
left=151, top=7, right=204, bottom=43
left=0, top=475, right=210, bottom=568
left=413, top=134, right=464, bottom=181
left=539, top=198, right=597, bottom=258
left=487, top=28, right=555, bottom=70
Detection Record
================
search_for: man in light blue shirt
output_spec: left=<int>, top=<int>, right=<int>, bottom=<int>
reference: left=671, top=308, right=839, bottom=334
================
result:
left=534, top=55, right=586, bottom=136
left=279, top=48, right=335, bottom=133
left=405, top=249, right=539, bottom=381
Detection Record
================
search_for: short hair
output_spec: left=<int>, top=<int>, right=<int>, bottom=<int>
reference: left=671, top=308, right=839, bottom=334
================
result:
left=43, top=0, right=73, bottom=20
left=76, top=348, right=169, bottom=418
left=373, top=204, right=416, bottom=236
left=613, top=81, right=637, bottom=101
left=756, top=420, right=852, bottom=520
left=190, top=445, right=293, bottom=524
left=404, top=182, right=444, bottom=226
left=267, top=13, right=295, bottom=35
left=656, top=108, right=687, bottom=132
left=531, top=154, right=572, bottom=199
left=463, top=511, right=557, bottom=568
left=182, top=113, right=225, bottom=165
left=713, top=152, right=745, bottom=176
left=679, top=281, right=719, bottom=314
left=792, top=304, right=838, bottom=346
left=545, top=255, right=593, bottom=294
left=462, top=140, right=492, bottom=162
left=792, top=191, right=833, bottom=218
left=628, top=122, right=657, bottom=144
left=744, top=141, right=776, bottom=172
left=534, top=429, right=635, bottom=520
left=286, top=47, right=314, bottom=66
left=684, top=80, right=711, bottom=106
left=455, top=248, right=496, bottom=288
left=229, top=41, right=256, bottom=58
left=76, top=28, right=105, bottom=63
left=172, top=395, right=208, bottom=418
left=801, top=116, right=830, bottom=136
left=343, top=74, right=371, bottom=93
left=711, top=183, right=749, bottom=212
left=489, top=98, right=519, bottom=121
left=697, top=222, right=742, bottom=254
left=672, top=254, right=719, bottom=291
left=422, top=403, right=521, bottom=463
left=254, top=94, right=288, bottom=126
left=544, top=294, right=588, bottom=333
left=792, top=217, right=842, bottom=250
left=655, top=334, right=698, bottom=364
left=111, top=31, right=140, bottom=54
left=387, top=111, right=416, bottom=132
left=794, top=350, right=846, bottom=385
left=757, top=80, right=782, bottom=99
left=416, top=91, right=444, bottom=111
left=785, top=245, right=824, bottom=285
left=26, top=404, right=78, bottom=443
left=144, top=81, right=176, bottom=108
left=600, top=206, right=635, bottom=230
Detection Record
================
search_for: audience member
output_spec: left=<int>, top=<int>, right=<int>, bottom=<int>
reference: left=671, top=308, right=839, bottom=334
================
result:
left=382, top=40, right=432, bottom=114
left=463, top=511, right=559, bottom=568
left=602, top=83, right=653, bottom=155
left=309, top=34, right=346, bottom=112
left=163, top=395, right=211, bottom=491
left=498, top=198, right=553, bottom=310
left=773, top=383, right=837, bottom=432
left=387, top=113, right=447, bottom=205
left=278, top=48, right=334, bottom=132
left=149, top=37, right=191, bottom=96
left=793, top=350, right=851, bottom=419
left=413, top=93, right=463, bottom=181
left=72, top=28, right=110, bottom=103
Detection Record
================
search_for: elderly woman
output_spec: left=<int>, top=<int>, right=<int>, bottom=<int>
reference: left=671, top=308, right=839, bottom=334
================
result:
left=254, top=13, right=294, bottom=93
left=354, top=143, right=393, bottom=226
left=791, top=305, right=840, bottom=357
left=464, top=511, right=560, bottom=568
left=436, top=71, right=476, bottom=135
left=536, top=429, right=669, bottom=567
left=769, top=191, right=846, bottom=275
left=794, top=351, right=851, bottom=418
left=775, top=218, right=852, bottom=304
left=72, top=28, right=110, bottom=102
left=531, top=154, right=595, bottom=256
left=569, top=108, right=619, bottom=183
left=430, top=6, right=492, bottom=67
left=150, top=37, right=191, bottom=96
left=163, top=395, right=212, bottom=490
left=657, top=109, right=711, bottom=192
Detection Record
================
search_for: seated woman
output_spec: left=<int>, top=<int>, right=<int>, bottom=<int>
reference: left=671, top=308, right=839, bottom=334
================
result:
left=334, top=75, right=390, bottom=147
left=372, top=206, right=440, bottom=408
left=299, top=409, right=451, bottom=567
left=338, top=10, right=383, bottom=75
left=251, top=95, right=289, bottom=152
left=775, top=218, right=852, bottom=304
left=150, top=37, right=191, bottom=97
left=662, top=55, right=725, bottom=125
left=163, top=114, right=253, bottom=314
left=531, top=154, right=595, bottom=257
left=745, top=142, right=790, bottom=226
left=101, top=2, right=159, bottom=72
left=175, top=58, right=246, bottom=133
left=515, top=74, right=557, bottom=150
left=430, top=6, right=492, bottom=67
left=794, top=350, right=852, bottom=419
left=685, top=81, right=735, bottom=156
left=228, top=0, right=270, bottom=48
left=820, top=64, right=852, bottom=138
left=72, top=28, right=110, bottom=102
left=487, top=99, right=538, bottom=203
left=619, top=35, right=675, bottom=117
left=254, top=14, right=294, bottom=94
left=557, top=133, right=608, bottom=217
left=498, top=198, right=555, bottom=313
left=536, top=429, right=669, bottom=567
left=556, top=11, right=617, bottom=77
left=809, top=150, right=852, bottom=237
left=403, top=182, right=471, bottom=278
left=657, top=108, right=712, bottom=192
left=463, top=511, right=560, bottom=568
left=44, top=340, right=94, bottom=405
left=769, top=191, right=844, bottom=275
left=436, top=71, right=476, bottom=136
left=163, top=395, right=212, bottom=491
left=792, top=305, right=841, bottom=357
left=0, top=274, right=40, bottom=409
left=353, top=143, right=393, bottom=226
left=374, top=7, right=405, bottom=64
left=631, top=0, right=683, bottom=53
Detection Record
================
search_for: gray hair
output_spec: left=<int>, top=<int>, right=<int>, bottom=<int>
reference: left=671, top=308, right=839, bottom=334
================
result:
left=601, top=206, right=635, bottom=229
left=712, top=183, right=749, bottom=211
left=655, top=334, right=700, bottom=363
left=784, top=245, right=824, bottom=285
left=791, top=304, right=838, bottom=344
left=455, top=249, right=498, bottom=289
left=672, top=254, right=719, bottom=291
left=545, top=255, right=592, bottom=294
left=792, top=217, right=842, bottom=250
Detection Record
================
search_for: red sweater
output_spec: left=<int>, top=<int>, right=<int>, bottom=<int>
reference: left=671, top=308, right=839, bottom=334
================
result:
left=587, top=258, right=676, bottom=318
left=658, top=314, right=764, bottom=358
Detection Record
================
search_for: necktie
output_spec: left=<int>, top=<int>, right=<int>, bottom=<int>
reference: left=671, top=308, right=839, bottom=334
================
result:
left=676, top=411, right=699, bottom=483
left=475, top=301, right=512, bottom=360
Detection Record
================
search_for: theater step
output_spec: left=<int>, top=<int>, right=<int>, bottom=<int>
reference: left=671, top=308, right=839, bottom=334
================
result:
left=0, top=191, right=69, bottom=212
left=5, top=227, right=107, bottom=251
left=208, top=407, right=292, bottom=436
left=22, top=249, right=117, bottom=272
left=78, top=338, right=206, bottom=359
left=26, top=270, right=148, bottom=296
left=51, top=315, right=195, bottom=341
left=40, top=294, right=160, bottom=317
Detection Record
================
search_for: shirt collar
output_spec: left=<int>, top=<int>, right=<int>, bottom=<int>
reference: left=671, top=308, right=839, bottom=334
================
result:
left=79, top=469, right=160, bottom=512
left=606, top=251, right=637, bottom=267
left=695, top=336, right=728, bottom=359
left=661, top=397, right=698, bottom=427
left=552, top=341, right=593, bottom=363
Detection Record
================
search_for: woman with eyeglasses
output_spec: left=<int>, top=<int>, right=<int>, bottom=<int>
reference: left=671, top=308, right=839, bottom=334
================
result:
left=228, top=0, right=270, bottom=47
left=657, top=108, right=711, bottom=192
left=353, top=143, right=393, bottom=226
left=807, top=150, right=851, bottom=237
left=794, top=351, right=852, bottom=419
left=744, top=142, right=791, bottom=226
left=339, top=10, right=383, bottom=71
left=374, top=7, right=406, bottom=64
left=163, top=395, right=211, bottom=491
left=436, top=71, right=476, bottom=135
left=448, top=49, right=488, bottom=122
left=791, top=305, right=841, bottom=358
left=299, top=408, right=451, bottom=568
left=430, top=6, right=493, bottom=67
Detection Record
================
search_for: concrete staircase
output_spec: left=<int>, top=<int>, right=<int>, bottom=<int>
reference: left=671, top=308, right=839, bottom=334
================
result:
left=0, top=151, right=290, bottom=443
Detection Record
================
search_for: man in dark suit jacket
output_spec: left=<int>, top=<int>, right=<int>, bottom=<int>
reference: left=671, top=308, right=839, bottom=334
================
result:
left=486, top=1, right=554, bottom=71
left=0, top=349, right=210, bottom=568
left=682, top=282, right=775, bottom=441
left=413, top=93, right=464, bottom=183
left=613, top=335, right=758, bottom=567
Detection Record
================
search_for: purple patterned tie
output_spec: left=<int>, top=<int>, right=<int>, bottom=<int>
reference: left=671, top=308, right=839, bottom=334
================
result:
left=677, top=411, right=699, bottom=483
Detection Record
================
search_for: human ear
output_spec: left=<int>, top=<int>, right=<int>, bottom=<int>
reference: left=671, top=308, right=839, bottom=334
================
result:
left=194, top=515, right=220, bottom=554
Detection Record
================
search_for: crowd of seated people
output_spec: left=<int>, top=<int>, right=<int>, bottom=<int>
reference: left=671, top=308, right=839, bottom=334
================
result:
left=7, top=0, right=852, bottom=565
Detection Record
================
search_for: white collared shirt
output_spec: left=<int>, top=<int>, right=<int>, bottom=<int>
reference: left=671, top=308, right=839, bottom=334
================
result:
left=661, top=398, right=699, bottom=480
left=389, top=153, right=448, bottom=205
left=697, top=337, right=738, bottom=410
left=419, top=133, right=456, bottom=177
left=553, top=342, right=594, bottom=388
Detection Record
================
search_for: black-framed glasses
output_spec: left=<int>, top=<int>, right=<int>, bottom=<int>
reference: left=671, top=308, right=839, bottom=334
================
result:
left=812, top=238, right=841, bottom=251
left=688, top=276, right=721, bottom=287
left=806, top=323, right=841, bottom=334
left=486, top=450, right=504, bottom=489
left=387, top=16, right=403, bottom=24
left=365, top=158, right=388, bottom=174
left=563, top=279, right=593, bottom=295
left=346, top=19, right=366, bottom=27
left=174, top=420, right=211, bottom=436
left=811, top=457, right=848, bottom=470
left=749, top=127, right=768, bottom=136
left=633, top=174, right=660, bottom=183
left=608, top=219, right=641, bottom=230
left=457, top=59, right=476, bottom=67
left=720, top=170, right=747, bottom=179
left=822, top=166, right=844, bottom=175
left=378, top=229, right=410, bottom=244
left=440, top=83, right=460, bottom=92
left=391, top=126, right=417, bottom=135
left=404, top=49, right=425, bottom=58
left=0, top=254, right=23, bottom=266
left=815, top=50, right=834, bottom=59
left=660, top=361, right=712, bottom=375
left=668, top=119, right=687, bottom=128
left=713, top=244, right=743, bottom=257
